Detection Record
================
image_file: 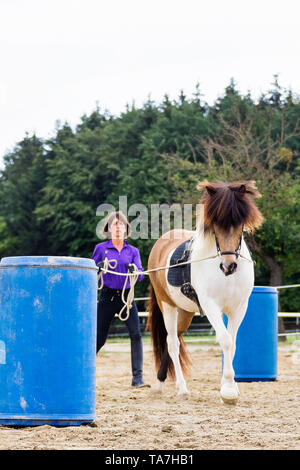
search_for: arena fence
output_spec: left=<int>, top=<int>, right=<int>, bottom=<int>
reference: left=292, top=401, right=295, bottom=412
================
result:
left=134, top=285, right=300, bottom=339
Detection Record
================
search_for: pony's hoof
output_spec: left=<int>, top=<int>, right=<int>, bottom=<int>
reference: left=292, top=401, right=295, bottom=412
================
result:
left=150, top=383, right=163, bottom=396
left=150, top=390, right=162, bottom=398
left=220, top=384, right=239, bottom=405
left=177, top=391, right=190, bottom=400
left=220, top=395, right=238, bottom=405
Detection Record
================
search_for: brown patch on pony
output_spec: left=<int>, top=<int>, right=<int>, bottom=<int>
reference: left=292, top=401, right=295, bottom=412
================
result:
left=197, top=180, right=264, bottom=233
left=146, top=284, right=191, bottom=381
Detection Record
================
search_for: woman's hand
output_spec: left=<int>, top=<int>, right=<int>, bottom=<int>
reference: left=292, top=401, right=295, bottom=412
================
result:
left=127, top=263, right=136, bottom=273
left=97, top=260, right=105, bottom=271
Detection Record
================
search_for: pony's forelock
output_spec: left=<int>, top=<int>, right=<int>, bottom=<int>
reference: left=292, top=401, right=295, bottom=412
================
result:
left=198, top=180, right=263, bottom=233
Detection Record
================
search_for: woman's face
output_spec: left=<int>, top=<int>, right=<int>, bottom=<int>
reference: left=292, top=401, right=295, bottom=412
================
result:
left=109, top=217, right=127, bottom=239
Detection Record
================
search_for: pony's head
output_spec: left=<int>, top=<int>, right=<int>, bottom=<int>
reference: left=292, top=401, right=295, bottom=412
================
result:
left=197, top=180, right=264, bottom=275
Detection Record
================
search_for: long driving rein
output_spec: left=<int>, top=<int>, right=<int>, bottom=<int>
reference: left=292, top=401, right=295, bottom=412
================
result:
left=98, top=228, right=253, bottom=279
left=97, top=229, right=253, bottom=321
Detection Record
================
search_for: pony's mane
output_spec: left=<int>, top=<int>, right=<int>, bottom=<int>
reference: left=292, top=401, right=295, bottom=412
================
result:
left=197, top=180, right=264, bottom=233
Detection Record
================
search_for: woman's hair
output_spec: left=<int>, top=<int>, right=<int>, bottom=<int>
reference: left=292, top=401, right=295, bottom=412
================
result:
left=102, top=211, right=131, bottom=239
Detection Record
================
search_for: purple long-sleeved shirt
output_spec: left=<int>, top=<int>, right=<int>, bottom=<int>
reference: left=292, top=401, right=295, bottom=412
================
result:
left=92, top=239, right=145, bottom=289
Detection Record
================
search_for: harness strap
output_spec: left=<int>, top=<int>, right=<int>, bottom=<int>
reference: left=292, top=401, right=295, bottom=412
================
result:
left=175, top=245, right=205, bottom=316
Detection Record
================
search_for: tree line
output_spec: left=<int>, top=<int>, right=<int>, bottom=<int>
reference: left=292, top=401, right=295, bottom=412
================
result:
left=0, top=77, right=299, bottom=316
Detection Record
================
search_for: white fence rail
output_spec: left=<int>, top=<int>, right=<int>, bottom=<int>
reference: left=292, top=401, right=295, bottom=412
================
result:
left=136, top=311, right=300, bottom=318
left=134, top=284, right=300, bottom=339
left=134, top=284, right=300, bottom=319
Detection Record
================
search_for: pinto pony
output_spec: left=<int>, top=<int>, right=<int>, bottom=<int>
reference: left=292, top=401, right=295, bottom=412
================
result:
left=147, top=181, right=263, bottom=404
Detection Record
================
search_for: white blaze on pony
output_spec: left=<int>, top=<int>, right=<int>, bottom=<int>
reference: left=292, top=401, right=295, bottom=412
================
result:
left=147, top=181, right=263, bottom=404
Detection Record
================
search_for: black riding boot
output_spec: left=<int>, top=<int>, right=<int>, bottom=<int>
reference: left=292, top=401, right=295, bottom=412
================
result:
left=130, top=334, right=147, bottom=387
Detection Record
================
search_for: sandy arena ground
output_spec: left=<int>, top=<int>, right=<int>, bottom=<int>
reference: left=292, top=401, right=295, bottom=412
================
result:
left=0, top=341, right=299, bottom=450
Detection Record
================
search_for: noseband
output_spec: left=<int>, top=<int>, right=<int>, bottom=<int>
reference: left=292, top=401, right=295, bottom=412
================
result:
left=214, top=229, right=243, bottom=260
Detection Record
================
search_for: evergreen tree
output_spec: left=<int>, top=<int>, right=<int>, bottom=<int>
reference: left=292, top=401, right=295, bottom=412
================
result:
left=0, top=134, right=48, bottom=255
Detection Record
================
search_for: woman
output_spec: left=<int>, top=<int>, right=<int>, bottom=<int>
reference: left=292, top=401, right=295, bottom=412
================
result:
left=92, top=211, right=150, bottom=388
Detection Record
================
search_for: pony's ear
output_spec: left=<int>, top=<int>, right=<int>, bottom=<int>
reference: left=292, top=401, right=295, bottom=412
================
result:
left=231, top=184, right=246, bottom=195
left=197, top=181, right=217, bottom=196
left=230, top=181, right=262, bottom=198
left=238, top=184, right=246, bottom=194
left=206, top=185, right=217, bottom=196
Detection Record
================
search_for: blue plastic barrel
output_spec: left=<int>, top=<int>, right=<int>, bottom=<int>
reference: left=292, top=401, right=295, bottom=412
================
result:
left=223, top=286, right=278, bottom=381
left=0, top=256, right=98, bottom=426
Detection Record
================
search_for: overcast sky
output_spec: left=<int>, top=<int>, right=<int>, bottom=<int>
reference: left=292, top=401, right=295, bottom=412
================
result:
left=0, top=0, right=299, bottom=167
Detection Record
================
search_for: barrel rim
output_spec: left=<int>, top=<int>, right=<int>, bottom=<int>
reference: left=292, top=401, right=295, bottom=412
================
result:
left=252, top=285, right=278, bottom=293
left=0, top=256, right=97, bottom=270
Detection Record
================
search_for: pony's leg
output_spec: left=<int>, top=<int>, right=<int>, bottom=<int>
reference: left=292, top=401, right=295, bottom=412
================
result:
left=152, top=345, right=170, bottom=394
left=200, top=298, right=238, bottom=404
left=223, top=302, right=248, bottom=393
left=162, top=302, right=189, bottom=396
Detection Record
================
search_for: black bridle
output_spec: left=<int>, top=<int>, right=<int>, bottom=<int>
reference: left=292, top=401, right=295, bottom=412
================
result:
left=214, top=228, right=243, bottom=260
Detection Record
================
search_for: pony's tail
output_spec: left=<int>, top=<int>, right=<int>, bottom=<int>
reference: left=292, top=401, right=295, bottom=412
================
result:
left=146, top=284, right=191, bottom=380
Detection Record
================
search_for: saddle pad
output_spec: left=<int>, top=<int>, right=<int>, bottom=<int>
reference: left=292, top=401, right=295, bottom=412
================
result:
left=167, top=238, right=192, bottom=286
